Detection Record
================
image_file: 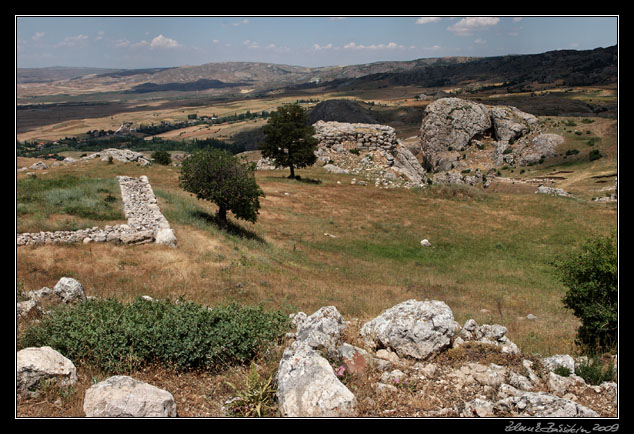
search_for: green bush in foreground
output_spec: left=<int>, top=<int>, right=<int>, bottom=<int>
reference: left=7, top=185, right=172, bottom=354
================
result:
left=19, top=298, right=290, bottom=373
left=555, top=232, right=617, bottom=354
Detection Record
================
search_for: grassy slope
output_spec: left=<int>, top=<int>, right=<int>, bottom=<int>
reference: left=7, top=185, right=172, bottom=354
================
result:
left=16, top=143, right=617, bottom=358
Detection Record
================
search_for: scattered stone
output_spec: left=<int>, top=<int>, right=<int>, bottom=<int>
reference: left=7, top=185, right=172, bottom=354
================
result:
left=420, top=239, right=432, bottom=247
left=83, top=375, right=177, bottom=417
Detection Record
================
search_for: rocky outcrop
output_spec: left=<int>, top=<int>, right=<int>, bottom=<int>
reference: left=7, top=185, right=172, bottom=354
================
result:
left=311, top=121, right=428, bottom=188
left=83, top=376, right=177, bottom=417
left=420, top=98, right=493, bottom=172
left=82, top=148, right=152, bottom=166
left=17, top=346, right=78, bottom=396
left=419, top=98, right=555, bottom=173
left=278, top=299, right=617, bottom=417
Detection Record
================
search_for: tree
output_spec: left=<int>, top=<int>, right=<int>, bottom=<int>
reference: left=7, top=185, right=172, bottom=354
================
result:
left=179, top=149, right=265, bottom=229
left=151, top=150, right=172, bottom=165
left=555, top=231, right=617, bottom=353
left=260, top=103, right=318, bottom=179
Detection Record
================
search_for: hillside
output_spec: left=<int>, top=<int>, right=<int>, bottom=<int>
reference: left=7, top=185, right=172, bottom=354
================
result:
left=17, top=46, right=617, bottom=101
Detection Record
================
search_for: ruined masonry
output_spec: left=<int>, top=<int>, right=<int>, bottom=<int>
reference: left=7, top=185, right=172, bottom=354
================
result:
left=17, top=176, right=177, bottom=248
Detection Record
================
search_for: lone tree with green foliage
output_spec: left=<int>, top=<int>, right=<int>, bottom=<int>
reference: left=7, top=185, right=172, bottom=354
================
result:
left=556, top=231, right=617, bottom=354
left=179, top=149, right=264, bottom=230
left=151, top=150, right=172, bottom=166
left=260, top=103, right=318, bottom=179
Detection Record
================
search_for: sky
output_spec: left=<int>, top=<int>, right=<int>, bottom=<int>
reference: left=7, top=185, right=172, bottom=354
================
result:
left=15, top=16, right=619, bottom=69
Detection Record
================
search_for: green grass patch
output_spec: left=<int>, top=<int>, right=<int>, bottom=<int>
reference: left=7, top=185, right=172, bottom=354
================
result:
left=17, top=175, right=124, bottom=232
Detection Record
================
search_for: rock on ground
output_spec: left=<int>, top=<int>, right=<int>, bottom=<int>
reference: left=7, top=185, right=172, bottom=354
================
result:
left=83, top=375, right=177, bottom=417
left=360, top=299, right=455, bottom=360
left=17, top=346, right=78, bottom=395
left=276, top=341, right=357, bottom=417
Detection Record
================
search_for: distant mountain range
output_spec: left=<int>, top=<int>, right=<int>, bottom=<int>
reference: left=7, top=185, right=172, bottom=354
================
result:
left=17, top=45, right=617, bottom=97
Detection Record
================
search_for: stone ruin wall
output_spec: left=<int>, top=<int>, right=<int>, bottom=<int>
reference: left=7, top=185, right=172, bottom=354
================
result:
left=17, top=176, right=177, bottom=248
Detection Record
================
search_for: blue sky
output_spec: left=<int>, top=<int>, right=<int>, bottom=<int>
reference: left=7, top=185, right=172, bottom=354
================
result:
left=16, top=16, right=619, bottom=69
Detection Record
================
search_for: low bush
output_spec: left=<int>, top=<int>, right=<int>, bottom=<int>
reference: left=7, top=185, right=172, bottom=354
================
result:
left=19, top=297, right=290, bottom=373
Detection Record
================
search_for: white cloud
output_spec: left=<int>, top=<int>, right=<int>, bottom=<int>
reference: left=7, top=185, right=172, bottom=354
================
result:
left=416, top=17, right=442, bottom=24
left=150, top=34, right=180, bottom=49
left=343, top=41, right=404, bottom=50
left=56, top=34, right=89, bottom=47
left=474, top=38, right=486, bottom=44
left=313, top=43, right=333, bottom=50
left=243, top=39, right=260, bottom=49
left=513, top=17, right=523, bottom=22
left=32, top=32, right=45, bottom=41
left=96, top=31, right=104, bottom=41
left=114, top=38, right=131, bottom=48
left=447, top=17, right=500, bottom=36
left=232, top=19, right=249, bottom=26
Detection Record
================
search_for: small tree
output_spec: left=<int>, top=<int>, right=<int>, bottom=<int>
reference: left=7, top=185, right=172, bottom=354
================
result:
left=555, top=231, right=617, bottom=353
left=260, top=103, right=318, bottom=179
left=179, top=149, right=264, bottom=229
left=151, top=150, right=172, bottom=166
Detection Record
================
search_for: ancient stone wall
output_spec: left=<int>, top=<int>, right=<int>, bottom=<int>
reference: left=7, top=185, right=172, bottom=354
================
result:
left=17, top=176, right=177, bottom=248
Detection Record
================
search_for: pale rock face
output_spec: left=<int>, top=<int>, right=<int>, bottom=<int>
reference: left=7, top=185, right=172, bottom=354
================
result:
left=276, top=341, right=357, bottom=417
left=420, top=98, right=492, bottom=171
left=83, top=376, right=177, bottom=417
left=360, top=299, right=455, bottom=360
left=17, top=346, right=78, bottom=395
left=295, top=306, right=346, bottom=357
left=495, top=385, right=599, bottom=417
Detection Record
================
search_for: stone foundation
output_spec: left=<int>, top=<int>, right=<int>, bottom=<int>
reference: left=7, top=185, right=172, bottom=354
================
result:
left=17, top=176, right=177, bottom=248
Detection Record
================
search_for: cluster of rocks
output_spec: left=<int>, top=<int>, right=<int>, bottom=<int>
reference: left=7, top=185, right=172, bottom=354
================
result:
left=593, top=177, right=618, bottom=203
left=17, top=286, right=617, bottom=418
left=311, top=121, right=428, bottom=188
left=17, top=149, right=152, bottom=176
left=17, top=176, right=177, bottom=248
left=17, top=277, right=87, bottom=328
left=276, top=299, right=617, bottom=418
left=81, top=148, right=152, bottom=166
left=17, top=277, right=178, bottom=417
left=418, top=97, right=563, bottom=176
left=17, top=345, right=178, bottom=417
left=535, top=185, right=575, bottom=198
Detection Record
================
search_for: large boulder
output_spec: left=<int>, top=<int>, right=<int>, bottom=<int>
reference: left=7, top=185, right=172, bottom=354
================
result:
left=419, top=98, right=541, bottom=172
left=360, top=299, right=456, bottom=360
left=419, top=98, right=492, bottom=171
left=489, top=105, right=538, bottom=142
left=83, top=376, right=177, bottom=417
left=276, top=341, right=357, bottom=417
left=17, top=346, right=78, bottom=395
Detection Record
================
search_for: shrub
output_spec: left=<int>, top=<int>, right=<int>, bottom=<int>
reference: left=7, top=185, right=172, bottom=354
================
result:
left=589, top=149, right=603, bottom=161
left=19, top=298, right=290, bottom=373
left=555, top=232, right=617, bottom=353
left=575, top=357, right=616, bottom=385
left=151, top=150, right=172, bottom=165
